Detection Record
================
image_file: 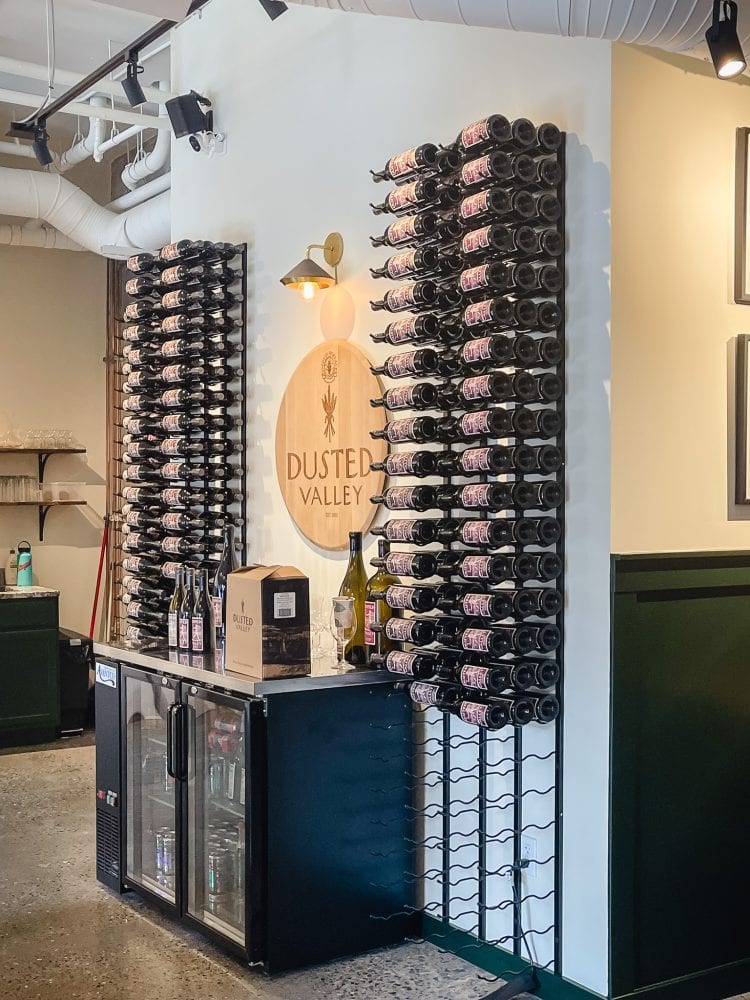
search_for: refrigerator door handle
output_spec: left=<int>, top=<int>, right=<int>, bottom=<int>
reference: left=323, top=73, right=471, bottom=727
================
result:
left=166, top=702, right=178, bottom=779
left=175, top=703, right=189, bottom=782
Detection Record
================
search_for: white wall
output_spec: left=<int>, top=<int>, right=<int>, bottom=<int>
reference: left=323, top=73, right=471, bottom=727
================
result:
left=171, top=6, right=611, bottom=994
left=0, top=243, right=107, bottom=635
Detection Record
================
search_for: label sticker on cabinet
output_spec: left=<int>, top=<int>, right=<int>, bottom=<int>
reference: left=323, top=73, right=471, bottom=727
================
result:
left=95, top=663, right=117, bottom=688
left=274, top=592, right=296, bottom=619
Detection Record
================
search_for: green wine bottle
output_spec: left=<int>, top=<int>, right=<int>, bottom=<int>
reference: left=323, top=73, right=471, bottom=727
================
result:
left=339, top=531, right=367, bottom=666
left=364, top=539, right=401, bottom=663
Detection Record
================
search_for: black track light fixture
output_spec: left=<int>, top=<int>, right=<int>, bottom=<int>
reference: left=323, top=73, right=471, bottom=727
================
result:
left=257, top=0, right=287, bottom=20
left=706, top=0, right=747, bottom=80
left=166, top=90, right=213, bottom=141
left=122, top=51, right=147, bottom=106
left=32, top=121, right=54, bottom=167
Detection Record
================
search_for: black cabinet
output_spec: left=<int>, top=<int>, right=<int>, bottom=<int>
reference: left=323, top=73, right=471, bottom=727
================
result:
left=0, top=596, right=59, bottom=746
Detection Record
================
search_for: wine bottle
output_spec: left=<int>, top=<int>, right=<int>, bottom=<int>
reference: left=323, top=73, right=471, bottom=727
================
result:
left=127, top=252, right=164, bottom=274
left=122, top=555, right=161, bottom=576
left=160, top=263, right=240, bottom=288
left=120, top=485, right=160, bottom=506
left=168, top=566, right=184, bottom=649
left=441, top=372, right=563, bottom=408
left=456, top=115, right=512, bottom=154
left=370, top=348, right=439, bottom=379
left=179, top=568, right=194, bottom=651
left=372, top=649, right=438, bottom=679
left=160, top=486, right=241, bottom=508
left=371, top=550, right=438, bottom=581
left=370, top=247, right=439, bottom=280
left=458, top=261, right=536, bottom=297
left=513, top=588, right=563, bottom=618
left=338, top=531, right=367, bottom=667
left=370, top=281, right=438, bottom=314
left=528, top=659, right=560, bottom=689
left=370, top=382, right=438, bottom=411
left=438, top=516, right=561, bottom=549
left=159, top=336, right=243, bottom=361
left=458, top=187, right=528, bottom=225
left=453, top=697, right=510, bottom=730
left=372, top=415, right=437, bottom=445
left=160, top=287, right=243, bottom=312
left=191, top=569, right=214, bottom=654
left=371, top=314, right=439, bottom=347
left=437, top=409, right=514, bottom=443
left=371, top=518, right=438, bottom=546
left=440, top=481, right=563, bottom=513
left=159, top=240, right=243, bottom=264
left=439, top=621, right=535, bottom=657
left=161, top=311, right=242, bottom=335
left=454, top=662, right=518, bottom=697
left=384, top=584, right=438, bottom=613
left=122, top=531, right=161, bottom=552
left=123, top=301, right=171, bottom=323
left=364, top=539, right=400, bottom=661
left=370, top=451, right=438, bottom=478
left=514, top=335, right=563, bottom=368
left=457, top=589, right=514, bottom=621
left=120, top=323, right=162, bottom=344
left=401, top=680, right=460, bottom=710
left=370, top=178, right=439, bottom=216
left=507, top=226, right=564, bottom=260
left=125, top=623, right=161, bottom=643
left=512, top=407, right=562, bottom=439
left=437, top=445, right=513, bottom=476
left=122, top=576, right=171, bottom=602
left=522, top=692, right=560, bottom=723
left=383, top=616, right=437, bottom=646
left=211, top=523, right=239, bottom=643
left=371, top=143, right=439, bottom=183
left=520, top=156, right=563, bottom=189
left=371, top=212, right=440, bottom=248
left=371, top=486, right=437, bottom=512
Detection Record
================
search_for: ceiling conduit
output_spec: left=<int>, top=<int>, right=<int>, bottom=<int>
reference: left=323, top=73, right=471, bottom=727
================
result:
left=283, top=0, right=750, bottom=54
left=0, top=166, right=170, bottom=256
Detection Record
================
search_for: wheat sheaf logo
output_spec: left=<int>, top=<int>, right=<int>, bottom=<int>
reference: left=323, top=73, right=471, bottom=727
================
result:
left=321, top=351, right=338, bottom=441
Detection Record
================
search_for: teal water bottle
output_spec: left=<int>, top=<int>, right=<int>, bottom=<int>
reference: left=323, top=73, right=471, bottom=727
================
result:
left=16, top=541, right=32, bottom=588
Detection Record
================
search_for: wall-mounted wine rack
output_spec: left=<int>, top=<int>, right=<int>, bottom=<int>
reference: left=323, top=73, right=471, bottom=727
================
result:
left=367, top=116, right=566, bottom=989
left=109, top=240, right=247, bottom=645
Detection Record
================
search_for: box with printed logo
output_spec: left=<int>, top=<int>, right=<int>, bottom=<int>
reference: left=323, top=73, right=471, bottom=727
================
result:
left=225, top=565, right=310, bottom=679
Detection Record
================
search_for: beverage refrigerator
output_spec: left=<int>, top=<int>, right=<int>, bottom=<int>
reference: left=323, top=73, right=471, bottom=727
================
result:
left=94, top=650, right=415, bottom=973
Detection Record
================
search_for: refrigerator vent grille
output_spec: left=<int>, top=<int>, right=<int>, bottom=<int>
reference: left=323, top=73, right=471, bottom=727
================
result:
left=96, top=805, right=120, bottom=878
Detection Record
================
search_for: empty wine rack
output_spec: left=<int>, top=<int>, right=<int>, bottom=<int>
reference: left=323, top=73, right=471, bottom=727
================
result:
left=367, top=117, right=566, bottom=986
left=109, top=240, right=248, bottom=644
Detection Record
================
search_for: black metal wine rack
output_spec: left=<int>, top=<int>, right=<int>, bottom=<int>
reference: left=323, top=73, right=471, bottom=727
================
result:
left=112, top=241, right=247, bottom=645
left=367, top=118, right=566, bottom=984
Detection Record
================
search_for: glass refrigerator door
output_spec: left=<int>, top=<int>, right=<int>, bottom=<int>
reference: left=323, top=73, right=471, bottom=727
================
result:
left=122, top=667, right=181, bottom=909
left=184, top=685, right=251, bottom=948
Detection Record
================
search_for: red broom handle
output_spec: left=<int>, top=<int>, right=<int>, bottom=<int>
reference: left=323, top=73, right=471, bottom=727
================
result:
left=90, top=515, right=110, bottom=640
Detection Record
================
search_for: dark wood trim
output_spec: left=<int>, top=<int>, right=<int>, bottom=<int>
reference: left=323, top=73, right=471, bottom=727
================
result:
left=734, top=128, right=750, bottom=304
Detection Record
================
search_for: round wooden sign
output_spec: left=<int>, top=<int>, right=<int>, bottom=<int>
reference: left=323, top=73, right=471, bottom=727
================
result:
left=275, top=340, right=388, bottom=550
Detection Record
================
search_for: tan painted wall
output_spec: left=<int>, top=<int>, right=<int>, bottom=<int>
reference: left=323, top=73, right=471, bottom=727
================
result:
left=612, top=43, right=750, bottom=553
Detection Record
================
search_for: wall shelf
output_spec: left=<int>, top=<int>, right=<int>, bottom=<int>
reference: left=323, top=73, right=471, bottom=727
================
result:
left=0, top=449, right=88, bottom=540
left=0, top=500, right=88, bottom=541
left=0, top=447, right=86, bottom=481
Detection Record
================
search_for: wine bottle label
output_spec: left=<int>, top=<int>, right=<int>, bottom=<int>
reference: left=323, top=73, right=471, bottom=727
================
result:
left=126, top=625, right=144, bottom=643
left=126, top=254, right=148, bottom=272
left=462, top=375, right=492, bottom=400
left=162, top=291, right=182, bottom=309
left=386, top=585, right=420, bottom=610
left=388, top=146, right=420, bottom=178
left=161, top=439, right=183, bottom=457
left=385, top=553, right=419, bottom=575
left=123, top=304, right=143, bottom=321
left=459, top=411, right=492, bottom=436
left=162, top=562, right=182, bottom=579
left=161, top=489, right=183, bottom=506
left=384, top=519, right=419, bottom=542
left=461, top=155, right=492, bottom=186
left=126, top=465, right=145, bottom=481
left=128, top=601, right=143, bottom=617
left=363, top=600, right=376, bottom=645
left=161, top=365, right=183, bottom=383
left=385, top=487, right=418, bottom=509
left=161, top=266, right=184, bottom=285
left=460, top=447, right=493, bottom=473
left=460, top=664, right=491, bottom=690
left=123, top=396, right=144, bottom=412
left=127, top=443, right=144, bottom=458
left=384, top=618, right=414, bottom=642
left=460, top=190, right=490, bottom=220
left=161, top=513, right=183, bottom=531
left=387, top=181, right=420, bottom=213
left=125, top=511, right=141, bottom=527
left=128, top=350, right=144, bottom=367
left=462, top=628, right=491, bottom=652
left=122, top=325, right=143, bottom=342
left=461, top=593, right=493, bottom=618
left=123, top=557, right=146, bottom=574
left=161, top=537, right=183, bottom=554
left=384, top=385, right=417, bottom=408
left=385, top=287, right=418, bottom=312
left=385, top=651, right=420, bottom=676
left=461, top=119, right=491, bottom=150
left=461, top=227, right=492, bottom=255
left=410, top=681, right=440, bottom=705
left=191, top=617, right=204, bottom=652
left=385, top=453, right=416, bottom=475
left=387, top=250, right=418, bottom=279
left=386, top=216, right=419, bottom=245
left=459, top=701, right=490, bottom=727
left=212, top=595, right=223, bottom=629
left=460, top=265, right=491, bottom=294
left=124, top=578, right=141, bottom=595
left=168, top=611, right=178, bottom=648
left=122, top=487, right=145, bottom=503
left=178, top=618, right=190, bottom=647
left=386, top=317, right=418, bottom=344
left=160, top=341, right=183, bottom=360
left=461, top=484, right=493, bottom=508
left=161, top=242, right=182, bottom=261
left=460, top=520, right=492, bottom=545
left=462, top=555, right=493, bottom=579
left=464, top=300, right=493, bottom=328
left=162, top=316, right=183, bottom=334
left=161, top=463, right=183, bottom=480
left=385, top=418, right=418, bottom=444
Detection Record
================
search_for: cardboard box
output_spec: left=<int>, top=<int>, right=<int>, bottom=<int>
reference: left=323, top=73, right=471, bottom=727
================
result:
left=225, top=565, right=311, bottom=679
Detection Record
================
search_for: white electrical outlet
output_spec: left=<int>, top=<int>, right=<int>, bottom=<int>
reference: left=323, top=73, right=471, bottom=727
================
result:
left=520, top=835, right=537, bottom=879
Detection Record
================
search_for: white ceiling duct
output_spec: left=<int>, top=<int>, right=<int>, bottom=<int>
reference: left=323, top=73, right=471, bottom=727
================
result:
left=283, top=0, right=750, bottom=56
left=0, top=166, right=170, bottom=257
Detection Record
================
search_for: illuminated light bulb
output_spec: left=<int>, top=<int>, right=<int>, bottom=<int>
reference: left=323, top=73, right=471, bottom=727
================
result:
left=300, top=281, right=318, bottom=301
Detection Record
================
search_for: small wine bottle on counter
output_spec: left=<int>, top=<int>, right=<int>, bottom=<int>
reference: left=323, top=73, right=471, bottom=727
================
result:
left=371, top=518, right=438, bottom=546
left=168, top=566, right=184, bottom=649
left=211, top=524, right=239, bottom=644
left=191, top=569, right=214, bottom=654
left=179, top=568, right=194, bottom=651
left=338, top=532, right=367, bottom=667
left=364, top=539, right=400, bottom=661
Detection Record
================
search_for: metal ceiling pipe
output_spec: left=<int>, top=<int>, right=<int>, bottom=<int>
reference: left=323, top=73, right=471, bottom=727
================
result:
left=0, top=87, right=172, bottom=130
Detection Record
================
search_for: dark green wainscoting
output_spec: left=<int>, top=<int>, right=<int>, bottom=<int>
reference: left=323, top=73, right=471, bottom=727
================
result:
left=611, top=553, right=750, bottom=1000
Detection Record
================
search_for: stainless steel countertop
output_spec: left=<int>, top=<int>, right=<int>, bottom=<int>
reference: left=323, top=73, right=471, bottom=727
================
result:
left=0, top=586, right=59, bottom=600
left=93, top=640, right=391, bottom=698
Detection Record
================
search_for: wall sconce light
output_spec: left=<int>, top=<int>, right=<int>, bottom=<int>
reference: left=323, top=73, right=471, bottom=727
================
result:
left=706, top=1, right=746, bottom=79
left=280, top=232, right=344, bottom=301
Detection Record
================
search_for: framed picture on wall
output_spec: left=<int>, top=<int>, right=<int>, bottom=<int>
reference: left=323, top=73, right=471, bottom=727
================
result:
left=734, top=128, right=750, bottom=304
left=735, top=335, right=750, bottom=502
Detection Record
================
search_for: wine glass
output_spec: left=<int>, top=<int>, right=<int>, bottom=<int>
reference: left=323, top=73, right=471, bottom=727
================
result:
left=329, top=597, right=357, bottom=671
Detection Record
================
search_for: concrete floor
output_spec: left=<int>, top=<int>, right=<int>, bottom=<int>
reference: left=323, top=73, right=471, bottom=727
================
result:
left=0, top=744, right=747, bottom=1000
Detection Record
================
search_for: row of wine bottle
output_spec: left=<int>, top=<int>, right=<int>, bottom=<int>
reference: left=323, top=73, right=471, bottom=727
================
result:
left=398, top=680, right=558, bottom=731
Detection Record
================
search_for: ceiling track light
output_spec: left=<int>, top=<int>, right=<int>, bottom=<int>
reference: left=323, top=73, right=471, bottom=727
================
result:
left=122, top=51, right=147, bottom=107
left=257, top=0, right=287, bottom=20
left=32, top=121, right=54, bottom=167
left=706, top=0, right=747, bottom=80
left=166, top=90, right=214, bottom=149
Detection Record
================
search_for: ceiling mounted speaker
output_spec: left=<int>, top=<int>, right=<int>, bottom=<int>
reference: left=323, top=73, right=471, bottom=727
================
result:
left=93, top=0, right=193, bottom=20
